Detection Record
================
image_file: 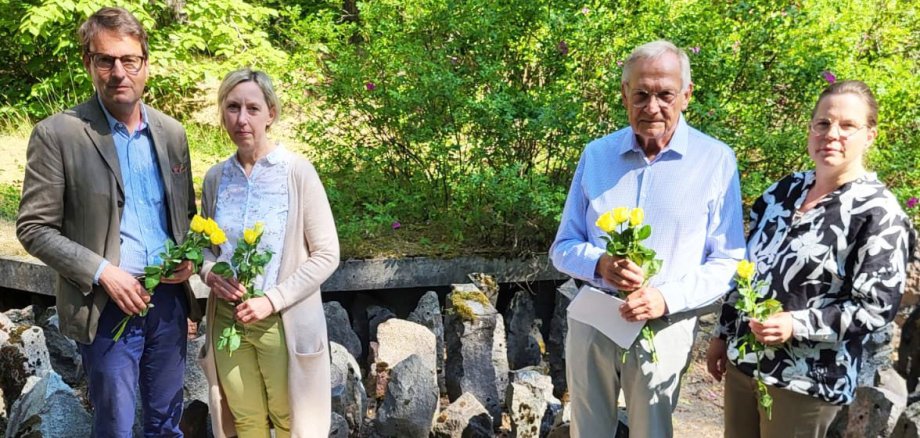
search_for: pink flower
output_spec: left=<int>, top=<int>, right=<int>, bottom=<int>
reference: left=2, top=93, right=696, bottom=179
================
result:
left=616, top=60, right=624, bottom=67
left=581, top=6, right=590, bottom=14
left=365, top=81, right=376, bottom=91
left=391, top=221, right=401, bottom=230
left=821, top=70, right=836, bottom=84
left=690, top=46, right=701, bottom=54
left=908, top=197, right=919, bottom=209
left=558, top=40, right=569, bottom=56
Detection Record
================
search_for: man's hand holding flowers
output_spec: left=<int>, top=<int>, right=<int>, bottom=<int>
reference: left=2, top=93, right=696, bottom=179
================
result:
left=111, top=214, right=226, bottom=341
left=595, top=206, right=664, bottom=362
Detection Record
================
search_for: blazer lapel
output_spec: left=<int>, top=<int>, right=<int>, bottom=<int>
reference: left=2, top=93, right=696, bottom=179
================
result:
left=148, top=113, right=176, bottom=224
left=81, top=97, right=124, bottom=196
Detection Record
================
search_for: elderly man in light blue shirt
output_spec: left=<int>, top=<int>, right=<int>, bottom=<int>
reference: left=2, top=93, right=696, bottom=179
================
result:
left=550, top=40, right=745, bottom=437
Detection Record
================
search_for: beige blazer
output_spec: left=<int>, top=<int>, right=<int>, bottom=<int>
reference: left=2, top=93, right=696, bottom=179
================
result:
left=197, top=152, right=339, bottom=437
left=16, top=96, right=200, bottom=344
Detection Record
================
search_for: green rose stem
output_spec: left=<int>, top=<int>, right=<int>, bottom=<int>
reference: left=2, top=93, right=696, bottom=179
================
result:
left=111, top=215, right=222, bottom=341
left=213, top=223, right=273, bottom=356
left=734, top=260, right=783, bottom=420
left=597, top=207, right=663, bottom=363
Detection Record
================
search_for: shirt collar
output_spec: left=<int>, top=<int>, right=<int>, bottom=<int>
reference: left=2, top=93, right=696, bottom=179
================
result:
left=618, top=114, right=689, bottom=158
left=230, top=143, right=286, bottom=169
left=96, top=95, right=148, bottom=134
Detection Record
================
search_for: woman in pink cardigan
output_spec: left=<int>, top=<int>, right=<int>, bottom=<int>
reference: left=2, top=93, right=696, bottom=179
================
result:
left=197, top=68, right=339, bottom=438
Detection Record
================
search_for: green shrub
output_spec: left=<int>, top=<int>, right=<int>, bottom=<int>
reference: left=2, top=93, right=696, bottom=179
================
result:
left=0, top=183, right=20, bottom=221
left=287, top=0, right=919, bottom=254
left=3, top=0, right=917, bottom=257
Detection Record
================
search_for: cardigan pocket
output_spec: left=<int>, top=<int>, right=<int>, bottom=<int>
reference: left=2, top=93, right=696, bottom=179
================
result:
left=292, top=339, right=327, bottom=359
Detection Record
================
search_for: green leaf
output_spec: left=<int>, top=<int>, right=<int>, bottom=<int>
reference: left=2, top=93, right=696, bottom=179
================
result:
left=228, top=334, right=241, bottom=352
left=637, top=224, right=652, bottom=240
left=212, top=262, right=234, bottom=278
left=144, top=275, right=160, bottom=291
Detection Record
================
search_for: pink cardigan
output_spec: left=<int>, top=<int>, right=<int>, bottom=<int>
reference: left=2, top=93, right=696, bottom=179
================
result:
left=197, top=152, right=339, bottom=437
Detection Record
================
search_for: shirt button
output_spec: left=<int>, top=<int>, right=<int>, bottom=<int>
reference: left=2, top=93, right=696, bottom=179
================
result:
left=117, top=200, right=124, bottom=207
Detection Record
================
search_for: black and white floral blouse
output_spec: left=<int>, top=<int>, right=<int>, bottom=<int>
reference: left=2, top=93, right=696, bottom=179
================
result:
left=715, top=171, right=912, bottom=405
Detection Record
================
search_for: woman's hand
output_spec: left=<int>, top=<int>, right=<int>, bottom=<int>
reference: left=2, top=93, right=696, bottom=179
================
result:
left=706, top=338, right=729, bottom=382
left=235, top=296, right=274, bottom=324
left=205, top=272, right=246, bottom=302
left=749, top=312, right=794, bottom=345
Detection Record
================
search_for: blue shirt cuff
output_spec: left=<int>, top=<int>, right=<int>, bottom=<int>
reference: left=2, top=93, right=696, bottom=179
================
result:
left=93, top=260, right=109, bottom=285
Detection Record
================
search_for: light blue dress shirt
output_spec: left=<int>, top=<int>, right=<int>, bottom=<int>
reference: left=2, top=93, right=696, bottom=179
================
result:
left=213, top=146, right=290, bottom=292
left=94, top=98, right=171, bottom=280
left=550, top=116, right=746, bottom=314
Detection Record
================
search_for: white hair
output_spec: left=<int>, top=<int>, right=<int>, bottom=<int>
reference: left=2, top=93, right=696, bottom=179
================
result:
left=621, top=40, right=692, bottom=91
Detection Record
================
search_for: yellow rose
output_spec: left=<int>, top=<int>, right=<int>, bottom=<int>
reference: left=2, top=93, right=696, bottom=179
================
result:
left=243, top=228, right=258, bottom=245
left=595, top=211, right=618, bottom=233
left=629, top=207, right=644, bottom=227
left=612, top=207, right=629, bottom=224
left=209, top=228, right=228, bottom=245
left=737, top=260, right=756, bottom=280
left=253, top=221, right=265, bottom=238
left=203, top=218, right=219, bottom=236
left=190, top=215, right=206, bottom=234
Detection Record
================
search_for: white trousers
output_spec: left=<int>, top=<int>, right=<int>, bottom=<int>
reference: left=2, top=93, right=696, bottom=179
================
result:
left=565, top=314, right=698, bottom=438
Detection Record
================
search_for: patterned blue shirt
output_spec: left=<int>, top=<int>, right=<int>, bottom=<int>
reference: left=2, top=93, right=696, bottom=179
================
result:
left=214, top=146, right=290, bottom=292
left=94, top=97, right=170, bottom=280
left=550, top=116, right=746, bottom=314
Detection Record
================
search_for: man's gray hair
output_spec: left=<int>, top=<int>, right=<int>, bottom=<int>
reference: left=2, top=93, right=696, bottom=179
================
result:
left=621, top=40, right=691, bottom=91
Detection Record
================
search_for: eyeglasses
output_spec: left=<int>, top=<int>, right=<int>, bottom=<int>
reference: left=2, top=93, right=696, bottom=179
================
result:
left=88, top=53, right=146, bottom=74
left=628, top=89, right=681, bottom=108
left=809, top=119, right=867, bottom=138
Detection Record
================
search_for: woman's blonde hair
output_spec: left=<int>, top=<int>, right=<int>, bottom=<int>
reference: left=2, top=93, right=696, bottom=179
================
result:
left=217, top=68, right=281, bottom=130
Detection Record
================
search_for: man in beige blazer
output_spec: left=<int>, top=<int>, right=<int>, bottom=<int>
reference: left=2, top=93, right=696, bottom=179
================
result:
left=16, top=7, right=200, bottom=437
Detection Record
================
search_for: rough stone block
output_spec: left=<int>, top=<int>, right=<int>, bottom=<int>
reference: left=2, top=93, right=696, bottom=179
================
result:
left=330, top=341, right=366, bottom=435
left=325, top=301, right=363, bottom=360
left=505, top=290, right=542, bottom=371
left=548, top=279, right=577, bottom=397
left=374, top=354, right=439, bottom=438
left=505, top=368, right=561, bottom=438
left=5, top=371, right=91, bottom=438
left=431, top=392, right=493, bottom=438
left=892, top=401, right=920, bottom=438
left=445, top=287, right=509, bottom=429
left=408, top=291, right=446, bottom=395
left=0, top=324, right=52, bottom=409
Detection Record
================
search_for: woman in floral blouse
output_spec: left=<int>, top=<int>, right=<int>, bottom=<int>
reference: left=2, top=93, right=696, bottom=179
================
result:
left=707, top=80, right=912, bottom=437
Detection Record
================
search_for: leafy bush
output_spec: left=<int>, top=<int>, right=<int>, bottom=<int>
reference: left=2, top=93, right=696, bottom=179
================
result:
left=2, top=0, right=918, bottom=257
left=2, top=0, right=286, bottom=118
left=288, top=0, right=919, bottom=254
left=0, top=183, right=20, bottom=221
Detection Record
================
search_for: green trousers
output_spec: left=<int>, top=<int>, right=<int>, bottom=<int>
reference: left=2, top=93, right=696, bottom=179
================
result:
left=213, top=299, right=291, bottom=438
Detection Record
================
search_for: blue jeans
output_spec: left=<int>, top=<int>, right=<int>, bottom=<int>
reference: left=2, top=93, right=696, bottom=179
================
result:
left=79, top=283, right=189, bottom=438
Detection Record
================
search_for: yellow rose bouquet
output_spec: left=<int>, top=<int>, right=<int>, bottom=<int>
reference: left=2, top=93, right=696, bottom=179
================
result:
left=596, top=206, right=663, bottom=362
left=734, top=259, right=783, bottom=420
left=112, top=215, right=227, bottom=341
left=211, top=222, right=274, bottom=355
